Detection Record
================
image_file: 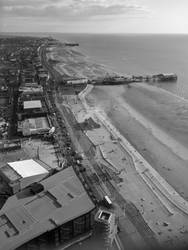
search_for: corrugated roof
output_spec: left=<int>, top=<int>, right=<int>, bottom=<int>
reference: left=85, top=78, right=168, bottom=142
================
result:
left=23, top=100, right=42, bottom=109
left=8, top=159, right=48, bottom=178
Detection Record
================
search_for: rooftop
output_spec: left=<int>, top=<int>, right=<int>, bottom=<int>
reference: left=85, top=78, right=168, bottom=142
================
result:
left=20, top=117, right=50, bottom=136
left=0, top=159, right=49, bottom=183
left=63, top=76, right=88, bottom=81
left=23, top=100, right=42, bottom=109
left=7, top=159, right=48, bottom=178
left=0, top=167, right=95, bottom=250
left=19, top=86, right=43, bottom=93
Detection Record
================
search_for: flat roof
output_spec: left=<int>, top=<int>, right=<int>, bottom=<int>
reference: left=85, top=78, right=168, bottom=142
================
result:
left=0, top=167, right=95, bottom=250
left=8, top=159, right=48, bottom=178
left=19, top=86, right=43, bottom=93
left=22, top=117, right=50, bottom=136
left=23, top=100, right=42, bottom=109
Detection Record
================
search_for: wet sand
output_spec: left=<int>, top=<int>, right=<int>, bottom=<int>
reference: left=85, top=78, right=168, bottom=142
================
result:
left=123, top=83, right=188, bottom=150
left=86, top=84, right=188, bottom=200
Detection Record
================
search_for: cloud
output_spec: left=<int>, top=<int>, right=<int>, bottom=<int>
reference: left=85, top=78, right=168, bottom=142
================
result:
left=1, top=0, right=150, bottom=21
left=1, top=0, right=56, bottom=7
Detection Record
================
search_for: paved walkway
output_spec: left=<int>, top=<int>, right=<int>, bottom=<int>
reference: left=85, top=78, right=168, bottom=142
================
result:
left=75, top=85, right=188, bottom=249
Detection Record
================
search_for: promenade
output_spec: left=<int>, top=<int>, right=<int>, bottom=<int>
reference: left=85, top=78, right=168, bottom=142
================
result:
left=76, top=84, right=188, bottom=249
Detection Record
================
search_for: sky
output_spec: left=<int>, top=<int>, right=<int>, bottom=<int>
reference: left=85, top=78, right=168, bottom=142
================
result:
left=0, top=0, right=188, bottom=33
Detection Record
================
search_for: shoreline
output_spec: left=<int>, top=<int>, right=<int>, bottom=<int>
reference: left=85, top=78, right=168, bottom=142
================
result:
left=122, top=83, right=188, bottom=153
left=86, top=85, right=188, bottom=199
left=76, top=84, right=188, bottom=247
left=118, top=94, right=188, bottom=161
left=80, top=85, right=188, bottom=208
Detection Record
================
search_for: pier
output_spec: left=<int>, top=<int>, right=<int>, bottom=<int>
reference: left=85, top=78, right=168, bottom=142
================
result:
left=89, top=73, right=177, bottom=86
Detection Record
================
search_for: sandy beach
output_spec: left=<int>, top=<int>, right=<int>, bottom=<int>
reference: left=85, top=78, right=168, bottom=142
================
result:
left=46, top=45, right=116, bottom=79
left=86, top=84, right=188, bottom=200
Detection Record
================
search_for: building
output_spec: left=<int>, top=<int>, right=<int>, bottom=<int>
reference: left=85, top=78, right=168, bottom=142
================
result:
left=153, top=73, right=178, bottom=81
left=0, top=140, right=21, bottom=152
left=38, top=72, right=48, bottom=80
left=95, top=209, right=117, bottom=248
left=23, top=100, right=42, bottom=110
left=17, top=97, right=48, bottom=120
left=18, top=116, right=50, bottom=136
left=19, top=86, right=43, bottom=94
left=64, top=77, right=88, bottom=85
left=64, top=43, right=79, bottom=46
left=17, top=90, right=50, bottom=135
left=0, top=167, right=95, bottom=250
left=0, top=159, right=50, bottom=194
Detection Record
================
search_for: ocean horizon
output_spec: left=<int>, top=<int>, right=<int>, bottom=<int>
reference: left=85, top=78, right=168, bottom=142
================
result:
left=52, top=33, right=188, bottom=99
left=2, top=32, right=187, bottom=99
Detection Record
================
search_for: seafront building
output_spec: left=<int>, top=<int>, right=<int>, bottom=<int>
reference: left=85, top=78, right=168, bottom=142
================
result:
left=0, top=167, right=95, bottom=250
left=17, top=82, right=51, bottom=136
left=63, top=77, right=88, bottom=85
left=0, top=159, right=50, bottom=194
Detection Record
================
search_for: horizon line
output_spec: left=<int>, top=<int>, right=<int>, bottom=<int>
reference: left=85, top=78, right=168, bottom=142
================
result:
left=1, top=31, right=188, bottom=35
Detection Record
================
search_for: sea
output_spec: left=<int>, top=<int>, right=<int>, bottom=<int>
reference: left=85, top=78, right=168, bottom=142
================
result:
left=5, top=32, right=188, bottom=99
left=52, top=33, right=188, bottom=99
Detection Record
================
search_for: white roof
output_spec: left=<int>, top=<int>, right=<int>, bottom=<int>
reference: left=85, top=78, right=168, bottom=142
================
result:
left=23, top=100, right=42, bottom=109
left=8, top=159, right=48, bottom=178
